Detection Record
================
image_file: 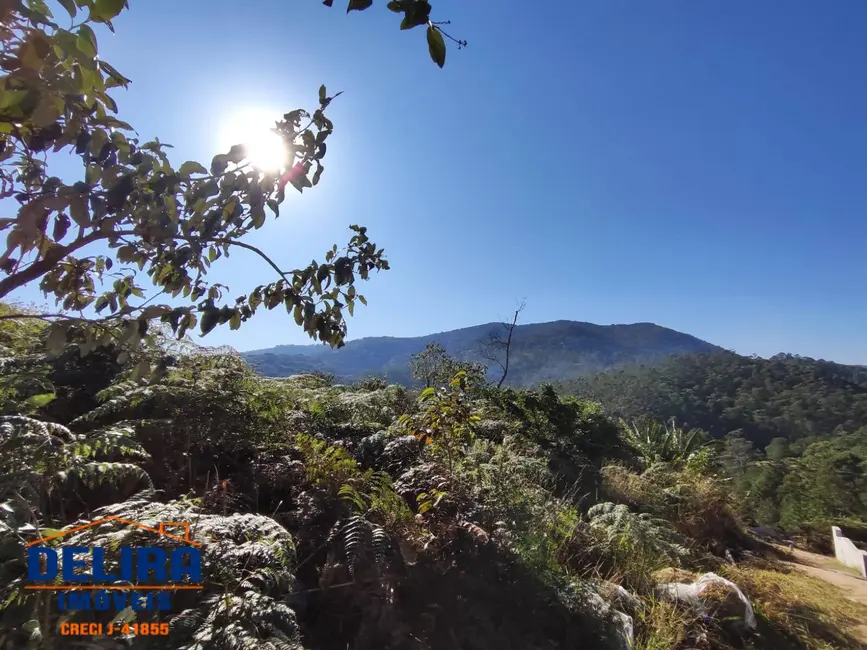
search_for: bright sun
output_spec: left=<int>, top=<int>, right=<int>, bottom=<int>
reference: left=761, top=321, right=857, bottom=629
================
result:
left=217, top=108, right=288, bottom=172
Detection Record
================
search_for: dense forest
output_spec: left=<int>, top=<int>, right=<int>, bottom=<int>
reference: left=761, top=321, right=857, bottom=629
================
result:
left=1, top=1, right=866, bottom=649
left=561, top=351, right=867, bottom=446
left=561, top=351, right=867, bottom=544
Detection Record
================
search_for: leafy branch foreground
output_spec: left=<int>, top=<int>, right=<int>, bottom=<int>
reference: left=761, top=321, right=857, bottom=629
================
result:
left=0, top=0, right=464, bottom=376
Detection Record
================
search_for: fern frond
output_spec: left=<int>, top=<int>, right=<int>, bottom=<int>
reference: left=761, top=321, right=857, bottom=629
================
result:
left=342, top=515, right=369, bottom=577
left=70, top=425, right=149, bottom=460
left=70, top=462, right=153, bottom=492
left=330, top=514, right=392, bottom=579
left=338, top=483, right=368, bottom=513
left=371, top=525, right=390, bottom=566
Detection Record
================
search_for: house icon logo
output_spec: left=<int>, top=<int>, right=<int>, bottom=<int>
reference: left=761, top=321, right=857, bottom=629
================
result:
left=26, top=515, right=203, bottom=612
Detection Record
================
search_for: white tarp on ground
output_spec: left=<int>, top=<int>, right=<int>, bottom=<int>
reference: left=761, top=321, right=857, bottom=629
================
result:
left=655, top=572, right=757, bottom=629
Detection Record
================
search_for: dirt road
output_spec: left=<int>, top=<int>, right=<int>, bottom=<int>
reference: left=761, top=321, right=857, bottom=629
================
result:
left=782, top=547, right=867, bottom=642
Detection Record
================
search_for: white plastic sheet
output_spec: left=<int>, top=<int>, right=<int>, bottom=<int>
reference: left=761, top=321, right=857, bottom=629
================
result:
left=656, top=572, right=756, bottom=629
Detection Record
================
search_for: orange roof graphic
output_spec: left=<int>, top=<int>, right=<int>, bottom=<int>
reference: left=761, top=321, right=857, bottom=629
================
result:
left=26, top=516, right=202, bottom=548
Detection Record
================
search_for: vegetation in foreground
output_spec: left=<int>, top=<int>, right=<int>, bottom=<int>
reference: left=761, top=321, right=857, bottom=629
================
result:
left=1, top=312, right=866, bottom=649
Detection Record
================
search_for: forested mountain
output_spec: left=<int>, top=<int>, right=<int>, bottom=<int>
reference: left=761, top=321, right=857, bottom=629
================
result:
left=242, top=320, right=720, bottom=384
left=561, top=352, right=867, bottom=446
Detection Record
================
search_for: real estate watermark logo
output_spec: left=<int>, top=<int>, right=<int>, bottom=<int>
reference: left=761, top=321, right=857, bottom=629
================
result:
left=25, top=516, right=203, bottom=615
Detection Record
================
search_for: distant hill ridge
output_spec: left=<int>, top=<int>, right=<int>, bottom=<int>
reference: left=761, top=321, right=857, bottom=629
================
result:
left=241, top=320, right=721, bottom=385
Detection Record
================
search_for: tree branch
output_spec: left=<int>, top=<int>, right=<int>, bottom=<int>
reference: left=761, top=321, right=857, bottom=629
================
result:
left=479, top=300, right=525, bottom=388
left=0, top=229, right=110, bottom=300
left=210, top=238, right=290, bottom=282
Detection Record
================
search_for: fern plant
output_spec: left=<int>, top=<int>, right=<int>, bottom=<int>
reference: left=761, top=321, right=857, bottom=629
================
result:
left=295, top=433, right=362, bottom=493
left=326, top=514, right=392, bottom=581
left=587, top=502, right=691, bottom=591
left=70, top=352, right=293, bottom=496
left=0, top=415, right=151, bottom=528
left=338, top=470, right=413, bottom=529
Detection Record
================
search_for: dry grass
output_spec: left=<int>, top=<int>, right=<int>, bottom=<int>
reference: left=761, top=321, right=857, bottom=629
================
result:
left=652, top=567, right=697, bottom=584
left=721, top=563, right=867, bottom=650
left=600, top=464, right=747, bottom=554
left=633, top=598, right=691, bottom=650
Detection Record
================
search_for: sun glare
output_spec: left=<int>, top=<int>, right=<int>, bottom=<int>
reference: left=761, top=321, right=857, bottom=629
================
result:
left=217, top=108, right=288, bottom=172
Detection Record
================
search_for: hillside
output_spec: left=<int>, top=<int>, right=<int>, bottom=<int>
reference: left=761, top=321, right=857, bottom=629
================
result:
left=242, top=320, right=721, bottom=385
left=560, top=351, right=867, bottom=446
left=3, top=310, right=867, bottom=650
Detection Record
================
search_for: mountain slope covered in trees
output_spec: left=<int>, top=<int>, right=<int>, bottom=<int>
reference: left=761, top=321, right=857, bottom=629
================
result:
left=242, top=320, right=721, bottom=385
left=560, top=352, right=867, bottom=446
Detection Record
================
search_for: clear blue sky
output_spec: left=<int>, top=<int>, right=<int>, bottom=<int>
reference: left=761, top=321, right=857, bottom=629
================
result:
left=10, top=0, right=867, bottom=362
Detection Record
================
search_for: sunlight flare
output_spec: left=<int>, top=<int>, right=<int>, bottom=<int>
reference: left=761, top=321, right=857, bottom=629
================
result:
left=217, top=108, right=288, bottom=172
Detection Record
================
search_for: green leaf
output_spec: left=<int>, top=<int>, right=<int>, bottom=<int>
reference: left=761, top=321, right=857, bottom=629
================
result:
left=69, top=196, right=90, bottom=227
left=89, top=128, right=109, bottom=156
left=319, top=84, right=327, bottom=104
left=24, top=393, right=56, bottom=409
left=91, top=0, right=126, bottom=22
left=426, top=25, right=446, bottom=68
left=76, top=25, right=98, bottom=57
left=386, top=1, right=401, bottom=12
left=0, top=90, right=27, bottom=110
left=199, top=309, right=219, bottom=336
left=179, top=161, right=208, bottom=177
left=38, top=528, right=64, bottom=541
left=58, top=0, right=77, bottom=18
left=358, top=294, right=367, bottom=306
left=31, top=95, right=61, bottom=128
left=347, top=0, right=372, bottom=12
left=229, top=310, right=241, bottom=330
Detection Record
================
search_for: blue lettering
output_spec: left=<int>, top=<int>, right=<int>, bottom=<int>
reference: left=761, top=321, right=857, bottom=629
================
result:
left=131, top=592, right=148, bottom=611
left=93, top=590, right=111, bottom=611
left=136, top=547, right=167, bottom=582
left=27, top=547, right=57, bottom=581
left=119, top=547, right=133, bottom=581
left=112, top=592, right=129, bottom=610
left=171, top=547, right=202, bottom=582
left=91, top=548, right=117, bottom=582
left=64, top=592, right=92, bottom=611
left=154, top=591, right=172, bottom=611
left=61, top=547, right=90, bottom=583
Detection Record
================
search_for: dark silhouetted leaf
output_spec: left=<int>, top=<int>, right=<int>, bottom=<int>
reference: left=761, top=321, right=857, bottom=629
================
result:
left=58, top=0, right=76, bottom=18
left=347, top=0, right=373, bottom=12
left=179, top=161, right=208, bottom=177
left=427, top=25, right=446, bottom=68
